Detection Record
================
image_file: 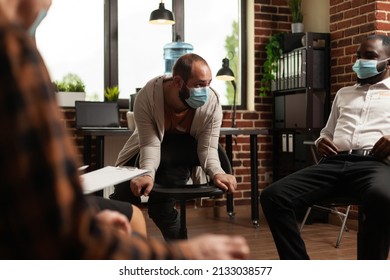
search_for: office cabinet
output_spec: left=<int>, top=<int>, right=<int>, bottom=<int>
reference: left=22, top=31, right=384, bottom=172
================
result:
left=272, top=32, right=331, bottom=181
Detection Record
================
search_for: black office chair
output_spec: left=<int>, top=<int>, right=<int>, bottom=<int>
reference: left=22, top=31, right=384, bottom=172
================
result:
left=137, top=134, right=233, bottom=239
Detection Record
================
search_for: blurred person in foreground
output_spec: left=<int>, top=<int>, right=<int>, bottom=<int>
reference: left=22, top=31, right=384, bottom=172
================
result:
left=0, top=0, right=249, bottom=260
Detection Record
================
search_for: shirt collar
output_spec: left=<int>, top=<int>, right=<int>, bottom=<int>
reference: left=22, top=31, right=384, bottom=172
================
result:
left=355, top=76, right=390, bottom=89
left=378, top=76, right=390, bottom=89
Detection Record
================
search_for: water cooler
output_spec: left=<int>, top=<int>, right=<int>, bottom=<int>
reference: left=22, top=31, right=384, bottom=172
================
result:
left=163, top=41, right=194, bottom=75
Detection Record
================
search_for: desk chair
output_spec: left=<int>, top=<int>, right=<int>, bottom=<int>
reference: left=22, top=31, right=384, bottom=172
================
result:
left=299, top=141, right=364, bottom=250
left=300, top=198, right=353, bottom=248
left=137, top=134, right=233, bottom=239
left=301, top=141, right=355, bottom=248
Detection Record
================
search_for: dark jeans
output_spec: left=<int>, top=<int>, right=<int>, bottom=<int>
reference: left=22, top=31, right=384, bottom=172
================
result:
left=260, top=154, right=390, bottom=260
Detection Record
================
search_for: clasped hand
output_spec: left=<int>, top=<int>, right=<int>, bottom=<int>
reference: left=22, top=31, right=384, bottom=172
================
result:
left=317, top=135, right=390, bottom=159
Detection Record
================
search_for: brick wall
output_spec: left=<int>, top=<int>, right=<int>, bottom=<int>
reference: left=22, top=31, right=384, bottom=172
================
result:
left=249, top=0, right=390, bottom=217
left=330, top=0, right=390, bottom=94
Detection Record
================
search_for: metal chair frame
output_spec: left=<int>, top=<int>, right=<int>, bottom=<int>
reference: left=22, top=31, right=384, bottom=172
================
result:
left=299, top=203, right=351, bottom=248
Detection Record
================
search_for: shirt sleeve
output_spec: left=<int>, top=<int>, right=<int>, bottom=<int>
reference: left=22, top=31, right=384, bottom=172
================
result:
left=196, top=91, right=225, bottom=178
left=133, top=82, right=162, bottom=180
left=315, top=92, right=340, bottom=147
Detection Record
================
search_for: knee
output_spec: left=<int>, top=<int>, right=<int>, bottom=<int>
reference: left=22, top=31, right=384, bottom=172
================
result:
left=130, top=205, right=147, bottom=237
left=260, top=184, right=279, bottom=206
left=260, top=183, right=291, bottom=213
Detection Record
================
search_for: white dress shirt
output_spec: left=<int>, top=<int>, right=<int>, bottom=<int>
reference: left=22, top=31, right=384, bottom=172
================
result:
left=316, top=77, right=390, bottom=151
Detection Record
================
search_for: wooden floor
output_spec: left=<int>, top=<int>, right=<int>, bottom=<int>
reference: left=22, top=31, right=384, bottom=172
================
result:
left=142, top=204, right=363, bottom=260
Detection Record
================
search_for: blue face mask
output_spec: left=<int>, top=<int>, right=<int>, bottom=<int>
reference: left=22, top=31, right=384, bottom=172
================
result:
left=352, top=58, right=389, bottom=79
left=28, top=9, right=48, bottom=37
left=185, top=87, right=209, bottom=109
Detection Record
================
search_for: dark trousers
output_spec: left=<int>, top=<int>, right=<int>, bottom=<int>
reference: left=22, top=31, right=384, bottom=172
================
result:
left=260, top=154, right=390, bottom=260
left=110, top=165, right=191, bottom=240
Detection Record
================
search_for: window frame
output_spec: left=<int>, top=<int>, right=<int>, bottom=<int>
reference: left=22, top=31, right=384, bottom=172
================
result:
left=105, top=0, right=247, bottom=109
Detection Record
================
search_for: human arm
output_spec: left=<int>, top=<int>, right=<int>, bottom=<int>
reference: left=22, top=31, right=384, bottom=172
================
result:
left=194, top=91, right=225, bottom=178
left=130, top=174, right=154, bottom=196
left=133, top=79, right=164, bottom=180
left=176, top=234, right=250, bottom=260
left=372, top=135, right=390, bottom=159
left=95, top=210, right=132, bottom=237
left=213, top=173, right=237, bottom=193
left=316, top=137, right=339, bottom=157
left=315, top=92, right=340, bottom=154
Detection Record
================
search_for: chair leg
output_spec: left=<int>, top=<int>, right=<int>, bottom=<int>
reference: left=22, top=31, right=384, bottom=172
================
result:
left=227, top=193, right=235, bottom=217
left=299, top=207, right=312, bottom=232
left=335, top=205, right=350, bottom=248
left=330, top=207, right=349, bottom=232
left=357, top=205, right=364, bottom=259
left=179, top=200, right=188, bottom=239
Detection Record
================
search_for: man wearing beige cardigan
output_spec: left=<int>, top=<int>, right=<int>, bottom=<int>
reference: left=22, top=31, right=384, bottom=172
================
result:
left=112, top=53, right=237, bottom=240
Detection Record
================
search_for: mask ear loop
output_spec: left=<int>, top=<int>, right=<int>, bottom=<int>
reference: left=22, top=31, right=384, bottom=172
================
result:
left=377, top=58, right=390, bottom=73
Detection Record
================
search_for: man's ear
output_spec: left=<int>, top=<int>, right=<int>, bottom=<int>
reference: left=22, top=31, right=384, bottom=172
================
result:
left=172, top=76, right=182, bottom=88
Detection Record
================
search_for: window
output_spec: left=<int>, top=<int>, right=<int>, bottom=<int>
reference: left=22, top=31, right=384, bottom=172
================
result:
left=36, top=0, right=246, bottom=106
left=185, top=0, right=240, bottom=106
left=36, top=0, right=104, bottom=101
left=117, top=0, right=172, bottom=99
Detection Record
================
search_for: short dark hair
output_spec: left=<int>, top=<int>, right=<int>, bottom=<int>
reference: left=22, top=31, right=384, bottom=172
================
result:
left=365, top=34, right=390, bottom=56
left=172, top=53, right=209, bottom=82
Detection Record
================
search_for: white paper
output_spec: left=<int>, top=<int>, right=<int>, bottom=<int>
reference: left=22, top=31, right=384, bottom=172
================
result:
left=81, top=166, right=148, bottom=194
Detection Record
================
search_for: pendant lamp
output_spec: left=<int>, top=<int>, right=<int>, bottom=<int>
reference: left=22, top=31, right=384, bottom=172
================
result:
left=149, top=1, right=175, bottom=25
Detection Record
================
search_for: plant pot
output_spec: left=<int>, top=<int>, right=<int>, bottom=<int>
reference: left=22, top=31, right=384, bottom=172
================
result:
left=291, top=22, right=304, bottom=33
left=56, top=91, right=86, bottom=107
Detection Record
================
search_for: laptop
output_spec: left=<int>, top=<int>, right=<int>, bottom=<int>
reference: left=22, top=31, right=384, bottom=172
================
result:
left=75, top=101, right=128, bottom=130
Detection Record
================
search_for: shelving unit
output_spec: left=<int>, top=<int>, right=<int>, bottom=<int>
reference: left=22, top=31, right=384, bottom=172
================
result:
left=272, top=32, right=331, bottom=180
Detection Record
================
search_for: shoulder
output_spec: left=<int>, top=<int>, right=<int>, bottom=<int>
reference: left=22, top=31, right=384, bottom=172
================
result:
left=0, top=23, right=35, bottom=54
left=334, top=84, right=359, bottom=98
left=141, top=76, right=165, bottom=91
left=208, top=87, right=221, bottom=105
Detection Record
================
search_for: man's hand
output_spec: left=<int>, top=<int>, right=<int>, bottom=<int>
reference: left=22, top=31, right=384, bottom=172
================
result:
left=130, top=175, right=154, bottom=196
left=317, top=137, right=339, bottom=157
left=213, top=173, right=237, bottom=193
left=180, top=234, right=250, bottom=260
left=372, top=135, right=390, bottom=159
left=95, top=210, right=132, bottom=236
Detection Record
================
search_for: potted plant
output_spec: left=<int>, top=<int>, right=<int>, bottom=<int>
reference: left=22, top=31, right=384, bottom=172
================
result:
left=104, top=85, right=120, bottom=102
left=288, top=0, right=304, bottom=33
left=259, top=33, right=283, bottom=96
left=54, top=73, right=86, bottom=107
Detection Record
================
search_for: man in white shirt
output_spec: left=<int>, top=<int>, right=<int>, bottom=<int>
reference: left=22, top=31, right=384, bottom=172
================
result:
left=261, top=34, right=390, bottom=260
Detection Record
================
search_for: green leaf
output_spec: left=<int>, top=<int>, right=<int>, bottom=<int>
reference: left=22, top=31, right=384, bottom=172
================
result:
left=104, top=86, right=120, bottom=101
left=259, top=33, right=283, bottom=96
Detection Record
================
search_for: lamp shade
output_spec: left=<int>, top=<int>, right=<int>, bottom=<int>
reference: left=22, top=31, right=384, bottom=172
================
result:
left=149, top=2, right=175, bottom=25
left=216, top=58, right=235, bottom=81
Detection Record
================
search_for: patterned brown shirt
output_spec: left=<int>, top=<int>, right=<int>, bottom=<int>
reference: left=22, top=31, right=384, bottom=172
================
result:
left=0, top=22, right=191, bottom=260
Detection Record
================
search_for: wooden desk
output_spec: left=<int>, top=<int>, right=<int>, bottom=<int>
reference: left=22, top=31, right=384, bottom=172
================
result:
left=78, top=127, right=268, bottom=226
